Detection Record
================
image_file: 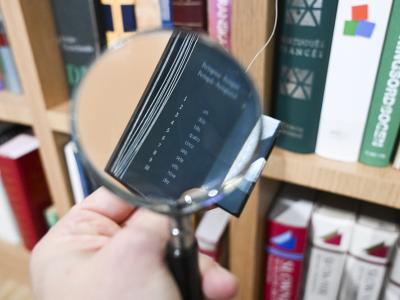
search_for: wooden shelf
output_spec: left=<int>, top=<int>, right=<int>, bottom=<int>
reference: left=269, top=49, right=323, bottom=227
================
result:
left=264, top=148, right=400, bottom=208
left=0, top=240, right=30, bottom=285
left=47, top=101, right=70, bottom=134
left=0, top=91, right=32, bottom=125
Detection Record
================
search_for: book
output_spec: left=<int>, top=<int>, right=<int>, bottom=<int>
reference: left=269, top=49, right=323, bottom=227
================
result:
left=135, top=0, right=162, bottom=30
left=64, top=141, right=92, bottom=204
left=105, top=30, right=279, bottom=217
left=394, top=141, right=400, bottom=169
left=303, top=193, right=357, bottom=300
left=44, top=206, right=59, bottom=228
left=159, top=0, right=173, bottom=29
left=359, top=0, right=400, bottom=167
left=100, top=0, right=137, bottom=46
left=172, top=0, right=207, bottom=31
left=0, top=134, right=52, bottom=250
left=264, top=184, right=315, bottom=300
left=0, top=11, right=22, bottom=94
left=383, top=246, right=400, bottom=300
left=271, top=0, right=339, bottom=153
left=51, top=0, right=105, bottom=95
left=338, top=203, right=399, bottom=300
left=0, top=123, right=28, bottom=145
left=195, top=207, right=230, bottom=260
left=0, top=49, right=5, bottom=90
left=316, top=0, right=394, bottom=162
left=207, top=0, right=232, bottom=50
left=0, top=175, right=21, bottom=245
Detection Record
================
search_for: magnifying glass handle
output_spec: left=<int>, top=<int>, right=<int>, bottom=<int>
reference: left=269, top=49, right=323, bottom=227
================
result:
left=167, top=241, right=203, bottom=300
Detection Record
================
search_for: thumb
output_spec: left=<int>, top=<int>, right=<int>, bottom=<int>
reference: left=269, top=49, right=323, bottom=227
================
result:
left=199, top=253, right=239, bottom=300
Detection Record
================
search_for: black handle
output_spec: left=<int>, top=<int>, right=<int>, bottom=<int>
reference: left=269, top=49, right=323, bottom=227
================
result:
left=167, top=240, right=203, bottom=300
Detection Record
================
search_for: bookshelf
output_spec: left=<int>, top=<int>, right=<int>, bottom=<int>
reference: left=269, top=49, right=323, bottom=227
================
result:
left=0, top=240, right=30, bottom=285
left=0, top=0, right=398, bottom=299
left=0, top=92, right=31, bottom=125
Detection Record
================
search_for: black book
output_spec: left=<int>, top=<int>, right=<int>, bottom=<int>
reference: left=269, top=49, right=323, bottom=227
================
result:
left=51, top=0, right=105, bottom=95
left=106, top=30, right=280, bottom=216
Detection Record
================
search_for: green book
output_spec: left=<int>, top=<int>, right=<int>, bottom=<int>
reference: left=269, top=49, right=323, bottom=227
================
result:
left=359, top=0, right=400, bottom=167
left=272, top=0, right=338, bottom=153
left=44, top=206, right=59, bottom=228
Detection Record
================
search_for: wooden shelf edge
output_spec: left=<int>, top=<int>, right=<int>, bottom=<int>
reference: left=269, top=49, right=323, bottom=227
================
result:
left=263, top=148, right=400, bottom=208
left=0, top=240, right=30, bottom=285
left=0, top=91, right=32, bottom=125
left=47, top=101, right=70, bottom=134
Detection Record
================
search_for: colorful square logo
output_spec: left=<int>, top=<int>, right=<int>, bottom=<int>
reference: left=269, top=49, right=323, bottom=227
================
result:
left=343, top=4, right=375, bottom=38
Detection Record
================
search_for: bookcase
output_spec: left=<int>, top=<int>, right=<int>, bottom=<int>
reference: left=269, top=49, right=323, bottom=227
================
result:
left=0, top=0, right=399, bottom=299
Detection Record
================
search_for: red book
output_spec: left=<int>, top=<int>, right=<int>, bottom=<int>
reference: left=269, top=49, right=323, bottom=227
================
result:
left=264, top=185, right=314, bottom=300
left=172, top=0, right=207, bottom=31
left=0, top=134, right=51, bottom=250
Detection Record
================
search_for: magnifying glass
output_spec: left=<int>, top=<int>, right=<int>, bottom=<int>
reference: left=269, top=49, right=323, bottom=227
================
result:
left=72, top=29, right=271, bottom=300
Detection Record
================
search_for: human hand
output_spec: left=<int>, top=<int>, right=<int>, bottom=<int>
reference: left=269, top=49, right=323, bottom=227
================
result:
left=30, top=187, right=238, bottom=300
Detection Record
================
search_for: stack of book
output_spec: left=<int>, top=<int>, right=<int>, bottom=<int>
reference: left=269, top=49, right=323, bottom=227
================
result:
left=263, top=183, right=400, bottom=300
left=0, top=123, right=53, bottom=250
left=51, top=0, right=231, bottom=95
left=272, top=0, right=400, bottom=170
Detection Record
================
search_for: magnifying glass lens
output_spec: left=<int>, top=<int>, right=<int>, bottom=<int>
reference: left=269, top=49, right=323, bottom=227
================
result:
left=73, top=29, right=262, bottom=215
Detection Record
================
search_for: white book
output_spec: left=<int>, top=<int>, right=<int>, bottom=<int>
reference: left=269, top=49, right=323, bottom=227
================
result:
left=195, top=207, right=230, bottom=259
left=316, top=0, right=393, bottom=161
left=339, top=205, right=399, bottom=300
left=270, top=184, right=316, bottom=227
left=136, top=0, right=162, bottom=30
left=303, top=193, right=357, bottom=300
left=0, top=174, right=21, bottom=244
left=64, top=141, right=86, bottom=204
left=384, top=246, right=400, bottom=300
left=394, top=142, right=400, bottom=169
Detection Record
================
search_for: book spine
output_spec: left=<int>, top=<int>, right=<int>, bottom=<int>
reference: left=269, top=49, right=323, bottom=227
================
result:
left=0, top=47, right=22, bottom=93
left=338, top=222, right=399, bottom=300
left=271, top=0, right=338, bottom=153
left=74, top=150, right=92, bottom=198
left=135, top=0, right=162, bottom=30
left=44, top=206, right=59, bottom=228
left=100, top=0, right=137, bottom=46
left=207, top=0, right=231, bottom=50
left=304, top=247, right=347, bottom=300
left=172, top=0, right=207, bottom=31
left=0, top=152, right=51, bottom=250
left=394, top=141, right=400, bottom=169
left=316, top=0, right=394, bottom=161
left=359, top=0, right=400, bottom=167
left=51, top=0, right=103, bottom=95
left=384, top=283, right=400, bottom=300
left=64, top=141, right=85, bottom=204
left=0, top=14, right=22, bottom=94
left=159, top=0, right=173, bottom=29
left=264, top=220, right=308, bottom=300
left=0, top=175, right=21, bottom=244
left=339, top=256, right=388, bottom=300
left=0, top=40, right=6, bottom=91
left=303, top=213, right=355, bottom=300
left=383, top=247, right=400, bottom=300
